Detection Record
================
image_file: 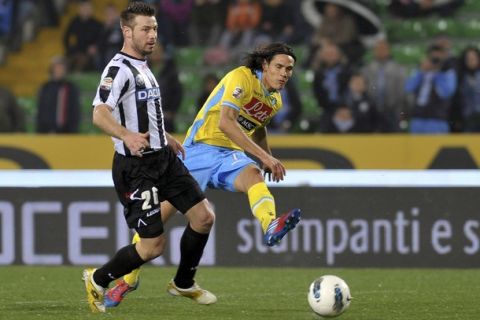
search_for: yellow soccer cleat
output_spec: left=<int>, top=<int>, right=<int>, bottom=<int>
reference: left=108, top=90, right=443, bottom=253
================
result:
left=82, top=268, right=106, bottom=313
left=167, top=279, right=217, bottom=305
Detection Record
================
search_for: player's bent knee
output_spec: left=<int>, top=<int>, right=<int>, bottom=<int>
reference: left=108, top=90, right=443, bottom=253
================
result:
left=202, top=208, right=215, bottom=229
left=186, top=200, right=215, bottom=233
left=194, top=209, right=215, bottom=232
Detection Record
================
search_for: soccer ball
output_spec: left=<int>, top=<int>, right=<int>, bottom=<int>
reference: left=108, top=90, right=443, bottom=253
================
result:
left=307, top=275, right=351, bottom=317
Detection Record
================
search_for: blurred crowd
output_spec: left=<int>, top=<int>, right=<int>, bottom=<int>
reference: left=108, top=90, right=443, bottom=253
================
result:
left=1, top=0, right=479, bottom=135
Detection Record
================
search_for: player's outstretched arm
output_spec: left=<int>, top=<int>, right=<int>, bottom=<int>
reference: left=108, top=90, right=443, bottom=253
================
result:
left=252, top=127, right=271, bottom=155
left=218, top=106, right=285, bottom=181
left=252, top=127, right=283, bottom=182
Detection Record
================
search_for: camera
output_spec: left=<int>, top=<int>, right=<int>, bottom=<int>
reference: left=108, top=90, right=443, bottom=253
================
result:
left=427, top=44, right=445, bottom=67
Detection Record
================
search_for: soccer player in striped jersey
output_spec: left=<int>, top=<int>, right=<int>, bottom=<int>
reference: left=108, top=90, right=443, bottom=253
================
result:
left=105, top=42, right=302, bottom=307
left=82, top=2, right=215, bottom=313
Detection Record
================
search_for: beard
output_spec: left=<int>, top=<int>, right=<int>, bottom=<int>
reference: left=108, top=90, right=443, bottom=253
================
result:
left=132, top=38, right=155, bottom=57
left=137, top=46, right=154, bottom=57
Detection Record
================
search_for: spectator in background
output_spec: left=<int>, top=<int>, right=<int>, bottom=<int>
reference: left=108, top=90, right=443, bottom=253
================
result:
left=196, top=72, right=219, bottom=110
left=271, top=78, right=303, bottom=133
left=362, top=39, right=408, bottom=132
left=305, top=3, right=363, bottom=66
left=97, top=3, right=122, bottom=70
left=9, top=0, right=37, bottom=51
left=149, top=44, right=183, bottom=133
left=0, top=0, right=14, bottom=38
left=219, top=0, right=262, bottom=52
left=455, top=46, right=480, bottom=132
left=0, top=1, right=13, bottom=62
left=36, top=56, right=81, bottom=133
left=255, top=0, right=294, bottom=45
left=0, top=85, right=25, bottom=132
left=41, top=0, right=60, bottom=27
left=429, top=33, right=461, bottom=131
left=289, top=0, right=314, bottom=45
left=3, top=0, right=60, bottom=52
left=204, top=0, right=261, bottom=65
left=157, top=0, right=194, bottom=47
left=189, top=0, right=225, bottom=46
left=311, top=43, right=352, bottom=129
left=63, top=0, right=102, bottom=71
left=318, top=103, right=356, bottom=133
left=405, top=44, right=457, bottom=134
left=389, top=0, right=465, bottom=18
left=343, top=73, right=380, bottom=132
left=431, top=33, right=457, bottom=69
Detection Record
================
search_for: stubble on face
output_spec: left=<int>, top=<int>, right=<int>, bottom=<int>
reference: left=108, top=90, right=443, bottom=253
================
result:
left=129, top=15, right=157, bottom=58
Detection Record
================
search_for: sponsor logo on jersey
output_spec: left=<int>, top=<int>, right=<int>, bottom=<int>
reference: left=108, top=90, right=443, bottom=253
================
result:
left=135, top=74, right=145, bottom=86
left=136, top=87, right=161, bottom=101
left=269, top=96, right=277, bottom=106
left=232, top=86, right=243, bottom=99
left=237, top=115, right=257, bottom=131
left=100, top=77, right=113, bottom=91
left=243, top=98, right=273, bottom=122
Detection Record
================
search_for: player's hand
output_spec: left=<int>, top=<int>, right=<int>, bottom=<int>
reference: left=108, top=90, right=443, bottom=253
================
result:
left=166, top=134, right=185, bottom=160
left=123, top=131, right=150, bottom=157
left=263, top=168, right=272, bottom=182
left=262, top=156, right=286, bottom=183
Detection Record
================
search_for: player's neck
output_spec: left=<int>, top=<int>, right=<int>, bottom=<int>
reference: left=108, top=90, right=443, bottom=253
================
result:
left=121, top=44, right=146, bottom=61
left=260, top=75, right=275, bottom=93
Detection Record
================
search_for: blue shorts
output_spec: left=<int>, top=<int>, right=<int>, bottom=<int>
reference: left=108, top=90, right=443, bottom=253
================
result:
left=182, top=143, right=258, bottom=192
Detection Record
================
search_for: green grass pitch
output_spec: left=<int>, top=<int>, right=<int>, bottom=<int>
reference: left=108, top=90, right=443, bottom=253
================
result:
left=0, top=266, right=479, bottom=320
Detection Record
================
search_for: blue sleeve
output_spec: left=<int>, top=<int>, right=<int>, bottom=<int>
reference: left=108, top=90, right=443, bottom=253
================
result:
left=405, top=70, right=423, bottom=93
left=434, top=69, right=457, bottom=99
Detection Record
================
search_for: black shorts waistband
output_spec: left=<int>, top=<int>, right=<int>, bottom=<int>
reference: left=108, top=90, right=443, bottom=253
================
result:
left=116, top=148, right=166, bottom=158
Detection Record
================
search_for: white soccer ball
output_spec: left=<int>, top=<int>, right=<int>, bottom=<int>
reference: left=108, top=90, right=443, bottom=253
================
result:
left=307, top=275, right=352, bottom=317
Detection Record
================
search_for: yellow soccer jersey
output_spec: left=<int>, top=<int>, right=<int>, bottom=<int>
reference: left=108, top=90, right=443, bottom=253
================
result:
left=184, top=66, right=283, bottom=150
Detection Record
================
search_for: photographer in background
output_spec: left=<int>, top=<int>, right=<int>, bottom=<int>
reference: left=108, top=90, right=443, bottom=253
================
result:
left=405, top=44, right=457, bottom=134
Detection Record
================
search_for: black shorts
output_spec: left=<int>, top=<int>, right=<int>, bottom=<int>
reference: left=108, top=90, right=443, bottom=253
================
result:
left=112, top=147, right=205, bottom=238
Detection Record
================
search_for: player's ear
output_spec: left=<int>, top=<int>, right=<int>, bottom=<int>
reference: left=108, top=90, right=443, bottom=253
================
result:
left=262, top=59, right=268, bottom=71
left=122, top=25, right=132, bottom=39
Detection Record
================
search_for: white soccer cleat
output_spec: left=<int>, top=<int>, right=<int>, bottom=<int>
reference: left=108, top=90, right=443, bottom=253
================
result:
left=167, top=279, right=217, bottom=305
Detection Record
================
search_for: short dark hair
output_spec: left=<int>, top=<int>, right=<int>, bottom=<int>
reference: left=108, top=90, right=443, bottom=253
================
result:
left=120, top=1, right=155, bottom=28
left=243, top=43, right=296, bottom=71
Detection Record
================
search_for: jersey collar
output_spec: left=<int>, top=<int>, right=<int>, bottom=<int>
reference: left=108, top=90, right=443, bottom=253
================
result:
left=119, top=51, right=147, bottom=63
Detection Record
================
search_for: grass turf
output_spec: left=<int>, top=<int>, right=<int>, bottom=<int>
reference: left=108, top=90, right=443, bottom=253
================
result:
left=0, top=266, right=478, bottom=320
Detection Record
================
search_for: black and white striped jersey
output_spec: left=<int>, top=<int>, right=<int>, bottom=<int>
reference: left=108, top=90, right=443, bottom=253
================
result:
left=92, top=52, right=167, bottom=156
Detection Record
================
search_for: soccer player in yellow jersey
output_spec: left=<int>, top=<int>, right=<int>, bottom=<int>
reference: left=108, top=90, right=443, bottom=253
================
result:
left=105, top=42, right=301, bottom=307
